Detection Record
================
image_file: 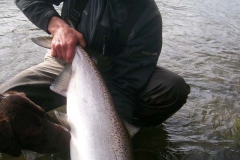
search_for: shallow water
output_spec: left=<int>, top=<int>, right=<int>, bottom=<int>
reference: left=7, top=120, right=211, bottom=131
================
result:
left=1, top=0, right=240, bottom=159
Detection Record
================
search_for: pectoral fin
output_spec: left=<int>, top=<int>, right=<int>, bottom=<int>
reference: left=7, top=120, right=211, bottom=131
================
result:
left=123, top=120, right=141, bottom=138
left=54, top=110, right=71, bottom=131
left=50, top=64, right=72, bottom=97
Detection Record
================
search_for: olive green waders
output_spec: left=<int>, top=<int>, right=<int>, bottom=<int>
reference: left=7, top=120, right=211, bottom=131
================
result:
left=0, top=51, right=190, bottom=126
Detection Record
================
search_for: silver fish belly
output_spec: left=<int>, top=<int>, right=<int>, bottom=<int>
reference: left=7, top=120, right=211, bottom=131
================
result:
left=51, top=46, right=133, bottom=160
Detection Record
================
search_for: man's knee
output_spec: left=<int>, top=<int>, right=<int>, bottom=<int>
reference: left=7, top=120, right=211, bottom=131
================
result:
left=0, top=70, right=30, bottom=94
left=168, top=72, right=190, bottom=104
left=140, top=67, right=190, bottom=105
left=135, top=67, right=190, bottom=126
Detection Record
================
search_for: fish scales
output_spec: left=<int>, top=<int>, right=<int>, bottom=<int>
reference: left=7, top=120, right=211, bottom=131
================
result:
left=53, top=46, right=132, bottom=160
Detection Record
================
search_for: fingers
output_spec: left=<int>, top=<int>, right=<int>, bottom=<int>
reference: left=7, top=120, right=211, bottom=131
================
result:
left=50, top=48, right=57, bottom=58
left=50, top=27, right=86, bottom=63
left=51, top=41, right=65, bottom=60
left=77, top=33, right=86, bottom=48
left=51, top=39, right=75, bottom=63
left=66, top=45, right=75, bottom=63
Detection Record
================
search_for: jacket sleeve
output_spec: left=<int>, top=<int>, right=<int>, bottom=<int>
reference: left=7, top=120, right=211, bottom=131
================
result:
left=106, top=0, right=162, bottom=123
left=15, top=0, right=63, bottom=33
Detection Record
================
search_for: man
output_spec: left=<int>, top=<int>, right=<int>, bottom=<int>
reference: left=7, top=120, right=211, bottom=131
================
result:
left=1, top=0, right=190, bottom=126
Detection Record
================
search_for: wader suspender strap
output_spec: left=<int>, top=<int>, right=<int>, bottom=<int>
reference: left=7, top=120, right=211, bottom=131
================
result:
left=69, top=0, right=89, bottom=29
left=115, top=0, right=147, bottom=52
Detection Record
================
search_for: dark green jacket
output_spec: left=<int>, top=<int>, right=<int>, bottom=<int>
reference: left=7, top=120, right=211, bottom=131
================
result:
left=15, top=0, right=162, bottom=123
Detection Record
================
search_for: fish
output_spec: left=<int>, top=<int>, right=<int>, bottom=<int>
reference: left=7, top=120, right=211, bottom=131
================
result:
left=31, top=37, right=139, bottom=160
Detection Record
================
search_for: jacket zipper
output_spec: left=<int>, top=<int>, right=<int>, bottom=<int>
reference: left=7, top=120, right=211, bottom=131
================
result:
left=91, top=0, right=107, bottom=53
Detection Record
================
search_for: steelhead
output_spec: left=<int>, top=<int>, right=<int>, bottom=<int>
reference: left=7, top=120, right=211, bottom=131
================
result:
left=31, top=37, right=133, bottom=160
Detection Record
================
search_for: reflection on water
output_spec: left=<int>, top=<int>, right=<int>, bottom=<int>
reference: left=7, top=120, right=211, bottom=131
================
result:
left=157, top=0, right=240, bottom=159
left=0, top=0, right=240, bottom=159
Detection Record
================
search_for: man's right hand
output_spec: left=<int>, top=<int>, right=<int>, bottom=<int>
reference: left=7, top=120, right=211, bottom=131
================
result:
left=47, top=16, right=86, bottom=63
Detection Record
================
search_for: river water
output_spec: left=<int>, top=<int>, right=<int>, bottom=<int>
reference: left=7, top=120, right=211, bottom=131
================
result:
left=0, top=0, right=240, bottom=159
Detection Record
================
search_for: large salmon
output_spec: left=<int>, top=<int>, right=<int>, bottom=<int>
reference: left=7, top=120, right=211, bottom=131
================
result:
left=31, top=37, right=135, bottom=160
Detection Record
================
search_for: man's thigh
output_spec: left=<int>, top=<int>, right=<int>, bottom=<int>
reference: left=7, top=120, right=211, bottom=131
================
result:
left=0, top=52, right=67, bottom=111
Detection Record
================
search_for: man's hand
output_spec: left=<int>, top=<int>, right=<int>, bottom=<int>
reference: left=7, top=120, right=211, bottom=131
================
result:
left=47, top=16, right=86, bottom=63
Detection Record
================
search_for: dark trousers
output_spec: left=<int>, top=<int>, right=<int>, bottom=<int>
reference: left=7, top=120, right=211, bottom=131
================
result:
left=0, top=51, right=190, bottom=126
